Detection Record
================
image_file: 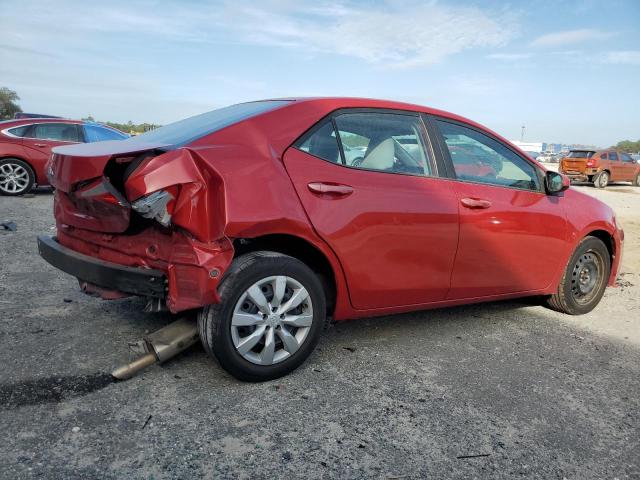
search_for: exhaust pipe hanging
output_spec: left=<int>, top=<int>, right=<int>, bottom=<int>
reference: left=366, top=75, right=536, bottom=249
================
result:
left=112, top=317, right=199, bottom=380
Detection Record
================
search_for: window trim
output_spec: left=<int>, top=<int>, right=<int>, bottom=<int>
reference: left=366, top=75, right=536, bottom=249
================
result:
left=292, top=107, right=439, bottom=179
left=427, top=115, right=546, bottom=194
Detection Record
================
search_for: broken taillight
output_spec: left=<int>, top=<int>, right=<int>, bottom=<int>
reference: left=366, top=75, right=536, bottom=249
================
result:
left=131, top=186, right=178, bottom=227
left=74, top=177, right=128, bottom=206
left=586, top=159, right=596, bottom=167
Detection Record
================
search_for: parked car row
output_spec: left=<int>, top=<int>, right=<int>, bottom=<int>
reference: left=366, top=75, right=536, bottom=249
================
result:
left=0, top=118, right=128, bottom=195
left=36, top=97, right=623, bottom=380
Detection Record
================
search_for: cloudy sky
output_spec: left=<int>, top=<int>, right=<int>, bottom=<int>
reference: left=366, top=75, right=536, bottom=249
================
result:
left=1, top=0, right=638, bottom=146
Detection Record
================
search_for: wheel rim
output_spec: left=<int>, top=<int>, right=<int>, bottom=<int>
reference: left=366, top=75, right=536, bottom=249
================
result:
left=570, top=250, right=604, bottom=305
left=598, top=172, right=608, bottom=187
left=231, top=275, right=313, bottom=366
left=0, top=163, right=30, bottom=194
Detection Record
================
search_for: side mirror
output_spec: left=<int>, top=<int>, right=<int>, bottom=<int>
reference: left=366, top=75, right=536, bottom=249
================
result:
left=546, top=171, right=569, bottom=194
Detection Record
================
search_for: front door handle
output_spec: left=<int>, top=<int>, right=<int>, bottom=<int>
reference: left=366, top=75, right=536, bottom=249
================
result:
left=308, top=182, right=354, bottom=197
left=33, top=143, right=48, bottom=147
left=461, top=197, right=492, bottom=209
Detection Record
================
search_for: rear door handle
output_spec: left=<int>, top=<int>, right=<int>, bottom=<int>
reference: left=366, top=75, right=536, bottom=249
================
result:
left=33, top=143, right=48, bottom=147
left=460, top=197, right=492, bottom=209
left=308, top=182, right=354, bottom=197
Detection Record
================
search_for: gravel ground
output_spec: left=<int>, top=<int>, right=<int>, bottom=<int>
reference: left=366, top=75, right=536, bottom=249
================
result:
left=0, top=185, right=639, bottom=479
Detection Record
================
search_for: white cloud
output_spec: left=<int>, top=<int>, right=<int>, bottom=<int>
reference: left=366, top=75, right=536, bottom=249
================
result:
left=219, top=1, right=519, bottom=68
left=486, top=53, right=532, bottom=61
left=600, top=50, right=640, bottom=65
left=530, top=29, right=612, bottom=47
left=0, top=1, right=519, bottom=70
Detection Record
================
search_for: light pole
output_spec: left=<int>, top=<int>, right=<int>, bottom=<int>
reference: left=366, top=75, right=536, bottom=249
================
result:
left=520, top=125, right=526, bottom=142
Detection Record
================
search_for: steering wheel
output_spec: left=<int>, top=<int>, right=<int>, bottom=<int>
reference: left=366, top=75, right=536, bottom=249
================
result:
left=351, top=156, right=364, bottom=167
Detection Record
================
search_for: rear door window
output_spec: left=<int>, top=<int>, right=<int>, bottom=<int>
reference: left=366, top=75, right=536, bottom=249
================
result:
left=609, top=152, right=618, bottom=161
left=333, top=112, right=432, bottom=176
left=295, top=111, right=433, bottom=176
left=296, top=120, right=341, bottom=163
left=27, top=123, right=81, bottom=142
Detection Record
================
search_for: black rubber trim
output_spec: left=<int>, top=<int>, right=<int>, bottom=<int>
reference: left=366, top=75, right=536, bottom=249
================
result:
left=37, top=235, right=166, bottom=298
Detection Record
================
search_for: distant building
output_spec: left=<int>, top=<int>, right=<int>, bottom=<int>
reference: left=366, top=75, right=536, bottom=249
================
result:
left=510, top=140, right=543, bottom=153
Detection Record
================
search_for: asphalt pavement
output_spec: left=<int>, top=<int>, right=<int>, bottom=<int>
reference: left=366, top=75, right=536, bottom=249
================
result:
left=0, top=188, right=638, bottom=479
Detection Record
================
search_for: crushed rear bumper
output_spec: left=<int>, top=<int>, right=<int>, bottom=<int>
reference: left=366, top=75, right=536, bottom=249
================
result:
left=38, top=235, right=166, bottom=298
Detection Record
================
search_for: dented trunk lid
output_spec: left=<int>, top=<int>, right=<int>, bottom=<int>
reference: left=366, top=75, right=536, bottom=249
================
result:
left=50, top=140, right=170, bottom=233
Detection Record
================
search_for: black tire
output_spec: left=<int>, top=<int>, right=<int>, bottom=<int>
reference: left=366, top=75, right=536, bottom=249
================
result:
left=198, top=251, right=326, bottom=382
left=593, top=171, right=609, bottom=188
left=0, top=158, right=35, bottom=196
left=546, top=236, right=611, bottom=315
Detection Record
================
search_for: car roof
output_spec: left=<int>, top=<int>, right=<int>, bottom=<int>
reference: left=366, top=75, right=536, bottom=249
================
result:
left=282, top=97, right=488, bottom=126
left=0, top=118, right=82, bottom=128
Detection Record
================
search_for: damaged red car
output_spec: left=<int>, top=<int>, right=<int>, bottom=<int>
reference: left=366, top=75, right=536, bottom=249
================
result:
left=38, top=98, right=624, bottom=381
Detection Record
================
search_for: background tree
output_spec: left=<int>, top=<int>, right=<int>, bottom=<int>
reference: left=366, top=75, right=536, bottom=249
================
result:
left=0, top=87, right=22, bottom=119
left=614, top=139, right=640, bottom=153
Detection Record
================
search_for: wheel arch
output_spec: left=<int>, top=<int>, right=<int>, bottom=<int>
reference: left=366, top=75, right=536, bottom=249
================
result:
left=232, top=234, right=338, bottom=316
left=585, top=229, right=615, bottom=262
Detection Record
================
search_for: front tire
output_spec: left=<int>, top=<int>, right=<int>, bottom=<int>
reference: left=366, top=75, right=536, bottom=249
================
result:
left=0, top=158, right=35, bottom=196
left=198, top=251, right=326, bottom=381
left=546, top=237, right=610, bottom=315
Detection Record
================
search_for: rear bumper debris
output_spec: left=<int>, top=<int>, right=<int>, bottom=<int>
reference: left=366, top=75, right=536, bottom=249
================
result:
left=38, top=235, right=166, bottom=298
left=39, top=225, right=235, bottom=313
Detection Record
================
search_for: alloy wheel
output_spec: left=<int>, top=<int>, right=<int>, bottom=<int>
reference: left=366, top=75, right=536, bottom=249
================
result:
left=597, top=172, right=609, bottom=188
left=231, top=275, right=313, bottom=365
left=0, top=162, right=30, bottom=194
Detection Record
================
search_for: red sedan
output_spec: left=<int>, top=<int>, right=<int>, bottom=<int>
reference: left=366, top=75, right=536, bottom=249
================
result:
left=38, top=98, right=623, bottom=381
left=0, top=118, right=127, bottom=195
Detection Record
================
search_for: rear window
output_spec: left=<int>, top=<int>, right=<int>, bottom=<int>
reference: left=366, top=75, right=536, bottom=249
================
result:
left=567, top=151, right=595, bottom=158
left=84, top=124, right=128, bottom=142
left=127, top=100, right=291, bottom=147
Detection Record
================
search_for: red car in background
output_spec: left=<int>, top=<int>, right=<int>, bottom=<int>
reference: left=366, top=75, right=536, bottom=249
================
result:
left=0, top=118, right=128, bottom=195
left=38, top=98, right=623, bottom=381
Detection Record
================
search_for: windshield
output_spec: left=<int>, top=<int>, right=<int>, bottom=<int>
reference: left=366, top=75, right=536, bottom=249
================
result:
left=128, top=100, right=291, bottom=147
left=567, top=150, right=595, bottom=158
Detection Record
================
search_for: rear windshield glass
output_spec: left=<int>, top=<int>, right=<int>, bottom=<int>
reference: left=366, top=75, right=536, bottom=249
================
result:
left=128, top=100, right=290, bottom=147
left=567, top=150, right=595, bottom=158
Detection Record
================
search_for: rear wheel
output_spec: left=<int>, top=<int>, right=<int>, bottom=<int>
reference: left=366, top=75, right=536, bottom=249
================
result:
left=546, top=236, right=610, bottom=315
left=593, top=171, right=609, bottom=188
left=198, top=251, right=326, bottom=381
left=0, top=158, right=35, bottom=196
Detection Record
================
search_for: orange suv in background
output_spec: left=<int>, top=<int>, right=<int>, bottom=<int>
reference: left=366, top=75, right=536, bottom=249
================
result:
left=559, top=149, right=640, bottom=188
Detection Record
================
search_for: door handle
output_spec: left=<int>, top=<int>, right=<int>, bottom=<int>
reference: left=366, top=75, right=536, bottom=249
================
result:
left=33, top=143, right=48, bottom=147
left=308, top=182, right=354, bottom=196
left=460, top=197, right=492, bottom=209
